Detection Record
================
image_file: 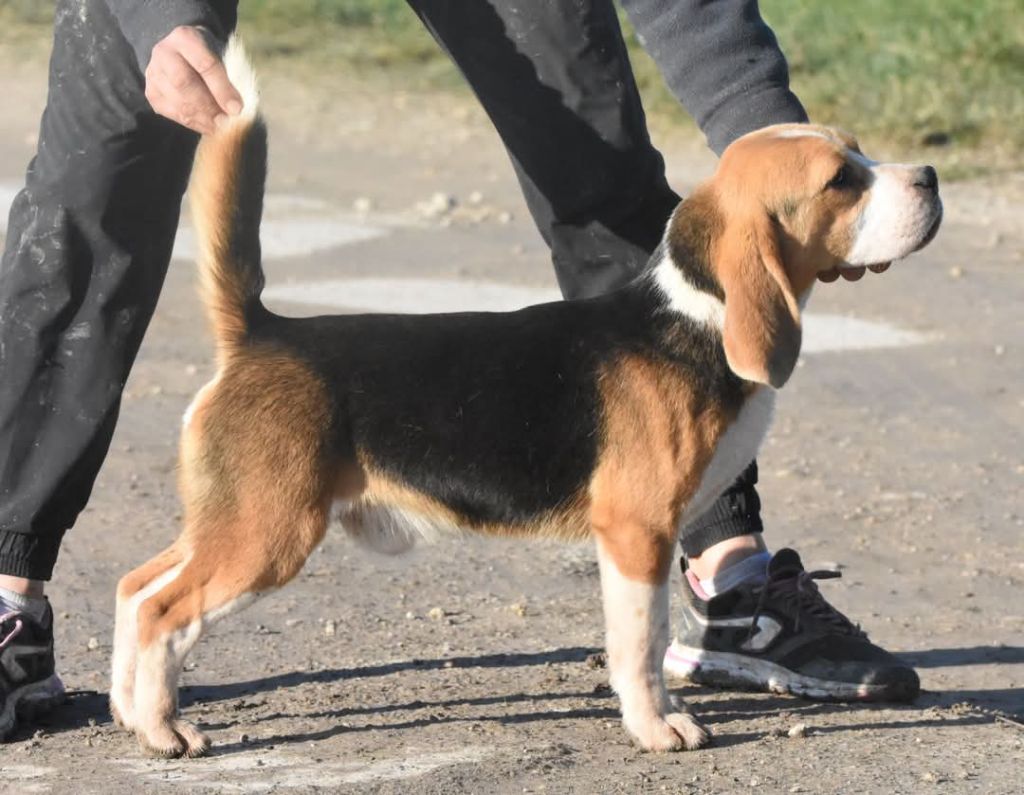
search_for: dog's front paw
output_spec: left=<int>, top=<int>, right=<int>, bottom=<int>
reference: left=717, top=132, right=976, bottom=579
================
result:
left=137, top=718, right=211, bottom=759
left=626, top=711, right=710, bottom=752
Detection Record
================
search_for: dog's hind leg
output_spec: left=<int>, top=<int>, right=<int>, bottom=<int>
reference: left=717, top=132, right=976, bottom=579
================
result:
left=594, top=528, right=709, bottom=752
left=110, top=544, right=186, bottom=731
left=130, top=504, right=329, bottom=758
left=130, top=548, right=262, bottom=758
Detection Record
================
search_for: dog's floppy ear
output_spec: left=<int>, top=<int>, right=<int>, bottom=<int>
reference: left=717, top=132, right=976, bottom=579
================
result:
left=715, top=211, right=802, bottom=388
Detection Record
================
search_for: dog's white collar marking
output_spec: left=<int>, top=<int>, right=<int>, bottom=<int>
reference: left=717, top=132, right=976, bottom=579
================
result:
left=652, top=252, right=725, bottom=330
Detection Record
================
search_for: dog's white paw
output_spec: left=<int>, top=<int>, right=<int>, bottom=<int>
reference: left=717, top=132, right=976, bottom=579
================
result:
left=626, top=710, right=710, bottom=752
left=137, top=718, right=211, bottom=759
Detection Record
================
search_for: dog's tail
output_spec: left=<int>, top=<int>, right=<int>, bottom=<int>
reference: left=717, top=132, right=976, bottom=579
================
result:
left=190, top=36, right=267, bottom=360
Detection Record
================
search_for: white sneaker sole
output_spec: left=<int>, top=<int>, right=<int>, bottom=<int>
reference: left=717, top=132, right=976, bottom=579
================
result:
left=664, top=642, right=893, bottom=702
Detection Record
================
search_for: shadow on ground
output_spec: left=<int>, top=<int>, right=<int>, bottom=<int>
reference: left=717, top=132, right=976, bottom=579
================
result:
left=24, top=645, right=1023, bottom=750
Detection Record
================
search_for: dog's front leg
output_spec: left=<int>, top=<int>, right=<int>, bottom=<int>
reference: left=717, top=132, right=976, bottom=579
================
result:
left=595, top=535, right=708, bottom=751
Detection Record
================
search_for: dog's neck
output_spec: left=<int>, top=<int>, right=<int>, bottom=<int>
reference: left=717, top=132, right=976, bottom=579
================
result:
left=651, top=248, right=724, bottom=330
left=649, top=196, right=726, bottom=332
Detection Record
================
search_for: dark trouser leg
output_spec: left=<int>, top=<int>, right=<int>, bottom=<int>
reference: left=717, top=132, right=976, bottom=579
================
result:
left=406, top=0, right=679, bottom=299
left=0, top=0, right=236, bottom=579
left=407, top=0, right=762, bottom=556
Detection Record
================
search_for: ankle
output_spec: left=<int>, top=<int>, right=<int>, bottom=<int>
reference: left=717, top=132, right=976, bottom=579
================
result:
left=0, top=575, right=44, bottom=599
left=686, top=535, right=767, bottom=581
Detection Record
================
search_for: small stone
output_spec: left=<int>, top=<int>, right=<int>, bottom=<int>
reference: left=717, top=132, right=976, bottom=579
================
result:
left=417, top=192, right=456, bottom=219
left=323, top=620, right=337, bottom=637
left=353, top=197, right=374, bottom=214
left=585, top=652, right=607, bottom=669
left=468, top=190, right=484, bottom=205
left=497, top=211, right=513, bottom=224
left=787, top=723, right=808, bottom=738
left=405, top=611, right=416, bottom=620
left=285, top=618, right=303, bottom=628
left=994, top=345, right=1006, bottom=356
left=239, top=733, right=250, bottom=744
left=948, top=266, right=964, bottom=278
left=86, top=637, right=100, bottom=651
left=185, top=364, right=198, bottom=376
left=427, top=606, right=446, bottom=620
left=509, top=602, right=527, bottom=617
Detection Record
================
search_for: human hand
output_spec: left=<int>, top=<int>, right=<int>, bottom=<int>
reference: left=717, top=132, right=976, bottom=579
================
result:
left=145, top=26, right=242, bottom=134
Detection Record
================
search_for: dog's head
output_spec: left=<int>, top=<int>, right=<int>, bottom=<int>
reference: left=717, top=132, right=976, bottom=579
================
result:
left=674, top=123, right=943, bottom=389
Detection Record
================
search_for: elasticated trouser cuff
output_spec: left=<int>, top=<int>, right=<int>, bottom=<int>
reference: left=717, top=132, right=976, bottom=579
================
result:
left=679, top=461, right=763, bottom=557
left=0, top=529, right=67, bottom=580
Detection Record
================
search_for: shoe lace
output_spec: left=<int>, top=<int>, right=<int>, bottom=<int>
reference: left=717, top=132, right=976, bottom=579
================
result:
left=0, top=611, right=25, bottom=651
left=749, top=567, right=865, bottom=641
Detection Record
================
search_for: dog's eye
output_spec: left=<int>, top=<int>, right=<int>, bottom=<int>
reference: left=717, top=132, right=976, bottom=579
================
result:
left=827, top=165, right=850, bottom=190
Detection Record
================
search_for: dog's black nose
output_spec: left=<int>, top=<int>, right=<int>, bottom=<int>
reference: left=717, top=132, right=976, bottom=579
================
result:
left=914, top=165, right=938, bottom=192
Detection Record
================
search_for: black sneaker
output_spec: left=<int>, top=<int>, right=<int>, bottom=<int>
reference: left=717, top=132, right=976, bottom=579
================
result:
left=0, top=601, right=65, bottom=741
left=663, top=548, right=919, bottom=702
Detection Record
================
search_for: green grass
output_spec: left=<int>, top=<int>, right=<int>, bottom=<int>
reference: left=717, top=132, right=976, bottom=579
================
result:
left=3, top=0, right=1022, bottom=175
left=241, top=0, right=1024, bottom=175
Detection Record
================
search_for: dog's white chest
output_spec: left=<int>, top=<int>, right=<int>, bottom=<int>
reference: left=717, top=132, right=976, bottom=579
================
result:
left=677, top=388, right=776, bottom=529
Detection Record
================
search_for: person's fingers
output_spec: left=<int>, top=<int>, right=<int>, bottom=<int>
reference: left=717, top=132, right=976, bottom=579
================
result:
left=157, top=52, right=222, bottom=133
left=145, top=26, right=239, bottom=133
left=144, top=80, right=208, bottom=134
left=176, top=27, right=243, bottom=116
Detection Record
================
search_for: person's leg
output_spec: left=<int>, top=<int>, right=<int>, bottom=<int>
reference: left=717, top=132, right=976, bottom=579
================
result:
left=0, top=0, right=237, bottom=586
left=406, top=0, right=679, bottom=300
left=0, top=0, right=236, bottom=739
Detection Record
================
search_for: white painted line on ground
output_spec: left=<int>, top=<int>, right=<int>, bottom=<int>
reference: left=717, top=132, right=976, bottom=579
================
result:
left=0, top=181, right=391, bottom=259
left=265, top=277, right=559, bottom=314
left=172, top=218, right=387, bottom=261
left=117, top=745, right=492, bottom=791
left=174, top=190, right=394, bottom=260
left=263, top=277, right=933, bottom=353
left=800, top=313, right=932, bottom=353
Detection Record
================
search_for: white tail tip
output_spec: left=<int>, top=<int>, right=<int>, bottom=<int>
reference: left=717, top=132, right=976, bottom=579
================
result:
left=222, top=36, right=259, bottom=118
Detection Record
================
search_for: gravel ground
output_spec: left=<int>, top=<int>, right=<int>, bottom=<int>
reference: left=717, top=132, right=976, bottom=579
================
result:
left=0, top=45, right=1022, bottom=795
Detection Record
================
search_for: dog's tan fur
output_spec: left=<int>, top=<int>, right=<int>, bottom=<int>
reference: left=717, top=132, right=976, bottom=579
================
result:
left=109, top=41, right=942, bottom=758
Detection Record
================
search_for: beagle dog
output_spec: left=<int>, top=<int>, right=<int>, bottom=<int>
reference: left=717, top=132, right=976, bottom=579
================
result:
left=109, top=40, right=942, bottom=758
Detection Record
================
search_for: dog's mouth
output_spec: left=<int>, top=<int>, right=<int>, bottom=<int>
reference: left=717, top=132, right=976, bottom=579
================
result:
left=912, top=202, right=943, bottom=252
left=819, top=201, right=943, bottom=284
